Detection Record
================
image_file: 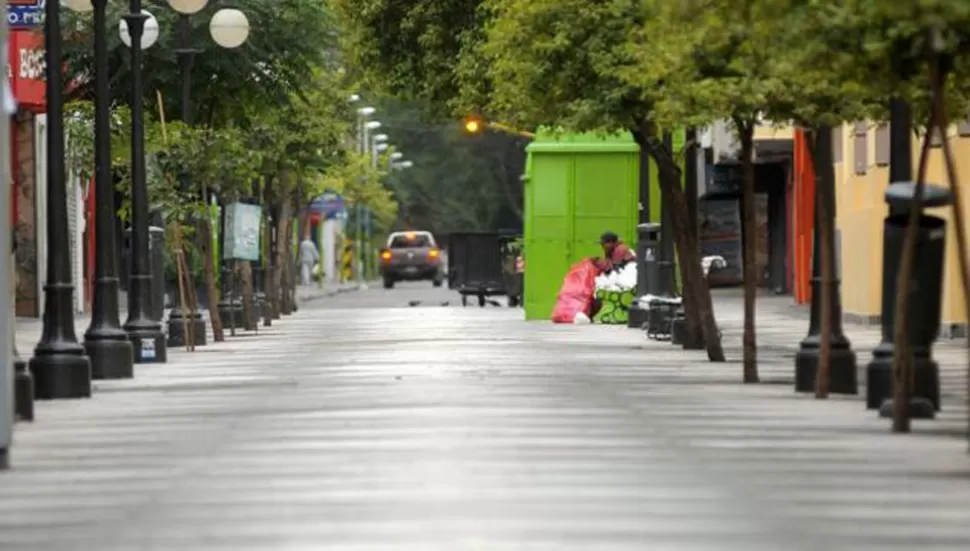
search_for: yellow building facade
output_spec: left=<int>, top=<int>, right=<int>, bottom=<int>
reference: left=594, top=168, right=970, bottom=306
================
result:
left=834, top=122, right=970, bottom=333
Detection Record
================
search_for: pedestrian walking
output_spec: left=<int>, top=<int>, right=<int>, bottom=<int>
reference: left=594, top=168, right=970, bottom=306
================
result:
left=298, top=234, right=318, bottom=286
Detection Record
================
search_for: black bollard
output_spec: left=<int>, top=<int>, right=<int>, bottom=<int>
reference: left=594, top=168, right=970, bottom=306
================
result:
left=867, top=182, right=952, bottom=417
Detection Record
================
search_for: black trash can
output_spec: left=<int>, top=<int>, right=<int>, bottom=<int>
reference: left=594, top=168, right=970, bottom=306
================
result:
left=628, top=223, right=661, bottom=328
left=866, top=182, right=952, bottom=412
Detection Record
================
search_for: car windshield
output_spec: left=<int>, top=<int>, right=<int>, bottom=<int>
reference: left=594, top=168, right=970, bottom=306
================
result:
left=390, top=234, right=432, bottom=248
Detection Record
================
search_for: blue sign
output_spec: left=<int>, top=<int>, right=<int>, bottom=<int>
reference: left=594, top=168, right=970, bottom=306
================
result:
left=308, top=191, right=347, bottom=220
left=8, top=1, right=45, bottom=29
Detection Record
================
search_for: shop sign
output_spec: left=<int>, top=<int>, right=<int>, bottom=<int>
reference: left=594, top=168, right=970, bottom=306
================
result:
left=8, top=29, right=45, bottom=108
left=8, top=0, right=44, bottom=29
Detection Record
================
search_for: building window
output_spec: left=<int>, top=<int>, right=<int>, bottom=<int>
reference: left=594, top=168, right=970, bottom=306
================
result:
left=853, top=122, right=867, bottom=175
left=875, top=123, right=890, bottom=166
left=832, top=125, right=843, bottom=164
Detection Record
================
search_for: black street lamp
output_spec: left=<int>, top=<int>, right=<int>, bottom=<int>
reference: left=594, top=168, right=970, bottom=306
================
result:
left=122, top=1, right=166, bottom=363
left=656, top=131, right=677, bottom=298
left=794, top=125, right=857, bottom=394
left=166, top=3, right=207, bottom=347
left=29, top=0, right=92, bottom=398
left=68, top=0, right=136, bottom=379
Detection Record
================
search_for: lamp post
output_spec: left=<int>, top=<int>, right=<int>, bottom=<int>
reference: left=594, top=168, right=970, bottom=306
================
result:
left=356, top=119, right=381, bottom=282
left=794, top=125, right=857, bottom=394
left=29, top=0, right=92, bottom=398
left=372, top=134, right=389, bottom=169
left=166, top=0, right=207, bottom=347
left=120, top=3, right=166, bottom=363
left=164, top=1, right=250, bottom=344
left=657, top=131, right=677, bottom=298
left=357, top=106, right=376, bottom=155
left=65, top=0, right=136, bottom=379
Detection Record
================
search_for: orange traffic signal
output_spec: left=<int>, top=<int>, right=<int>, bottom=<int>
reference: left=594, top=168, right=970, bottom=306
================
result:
left=463, top=116, right=484, bottom=134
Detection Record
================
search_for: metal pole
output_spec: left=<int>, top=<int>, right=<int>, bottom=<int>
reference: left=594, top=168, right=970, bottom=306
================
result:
left=354, top=204, right=363, bottom=282
left=795, top=126, right=857, bottom=394
left=123, top=0, right=166, bottom=363
left=1, top=2, right=13, bottom=466
left=657, top=131, right=676, bottom=297
left=363, top=208, right=371, bottom=280
left=358, top=125, right=369, bottom=283
left=866, top=98, right=916, bottom=408
left=888, top=98, right=913, bottom=186
left=85, top=0, right=134, bottom=379
left=30, top=0, right=92, bottom=398
left=166, top=13, right=204, bottom=345
left=637, top=134, right=651, bottom=224
left=684, top=128, right=699, bottom=245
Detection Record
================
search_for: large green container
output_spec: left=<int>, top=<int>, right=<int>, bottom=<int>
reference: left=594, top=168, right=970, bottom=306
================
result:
left=523, top=131, right=641, bottom=320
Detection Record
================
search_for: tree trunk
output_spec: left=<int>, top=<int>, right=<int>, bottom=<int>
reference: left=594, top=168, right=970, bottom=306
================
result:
left=240, top=260, right=255, bottom=331
left=737, top=119, right=760, bottom=383
left=637, top=121, right=725, bottom=362
left=198, top=186, right=224, bottom=342
left=681, top=129, right=703, bottom=345
left=809, top=127, right=834, bottom=398
left=282, top=218, right=296, bottom=313
left=273, top=200, right=293, bottom=315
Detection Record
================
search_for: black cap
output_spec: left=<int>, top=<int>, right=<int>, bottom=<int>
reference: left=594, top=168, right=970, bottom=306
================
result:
left=600, top=231, right=619, bottom=244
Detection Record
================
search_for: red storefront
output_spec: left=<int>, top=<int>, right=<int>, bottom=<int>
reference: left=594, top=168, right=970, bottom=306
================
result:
left=9, top=28, right=46, bottom=317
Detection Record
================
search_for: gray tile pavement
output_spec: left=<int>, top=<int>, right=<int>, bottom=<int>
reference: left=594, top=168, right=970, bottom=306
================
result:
left=1, top=285, right=969, bottom=550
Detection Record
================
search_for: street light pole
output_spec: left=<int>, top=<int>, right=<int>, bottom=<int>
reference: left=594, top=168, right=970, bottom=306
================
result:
left=657, top=131, right=677, bottom=298
left=30, top=0, right=92, bottom=398
left=794, top=125, right=857, bottom=394
left=123, top=0, right=167, bottom=363
left=84, top=0, right=135, bottom=379
left=166, top=10, right=207, bottom=346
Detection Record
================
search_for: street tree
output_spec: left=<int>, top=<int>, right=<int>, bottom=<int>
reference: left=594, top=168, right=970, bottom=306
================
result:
left=644, top=0, right=801, bottom=382
left=470, top=0, right=725, bottom=361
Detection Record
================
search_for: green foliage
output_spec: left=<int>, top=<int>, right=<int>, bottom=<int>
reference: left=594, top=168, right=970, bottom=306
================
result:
left=64, top=100, right=133, bottom=182
left=332, top=0, right=488, bottom=112
left=62, top=0, right=340, bottom=127
left=376, top=98, right=526, bottom=235
left=473, top=0, right=649, bottom=133
left=318, top=150, right=398, bottom=230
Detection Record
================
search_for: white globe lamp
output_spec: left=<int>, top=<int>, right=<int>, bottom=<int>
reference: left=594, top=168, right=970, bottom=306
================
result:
left=167, top=0, right=209, bottom=14
left=119, top=11, right=160, bottom=50
left=210, top=9, right=250, bottom=49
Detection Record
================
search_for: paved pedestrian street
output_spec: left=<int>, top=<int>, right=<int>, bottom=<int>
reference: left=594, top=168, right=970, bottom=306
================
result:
left=3, top=285, right=970, bottom=550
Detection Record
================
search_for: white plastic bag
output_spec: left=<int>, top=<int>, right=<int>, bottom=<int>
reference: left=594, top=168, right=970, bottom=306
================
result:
left=615, top=263, right=637, bottom=289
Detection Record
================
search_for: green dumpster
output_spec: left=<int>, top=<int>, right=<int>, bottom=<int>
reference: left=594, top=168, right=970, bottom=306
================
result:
left=523, top=131, right=642, bottom=320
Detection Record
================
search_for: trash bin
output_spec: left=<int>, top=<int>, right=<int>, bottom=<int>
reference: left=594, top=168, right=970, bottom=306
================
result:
left=628, top=222, right=661, bottom=328
left=866, top=181, right=952, bottom=413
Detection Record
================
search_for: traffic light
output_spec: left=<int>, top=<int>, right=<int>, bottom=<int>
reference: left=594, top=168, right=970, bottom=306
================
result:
left=463, top=116, right=484, bottom=134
